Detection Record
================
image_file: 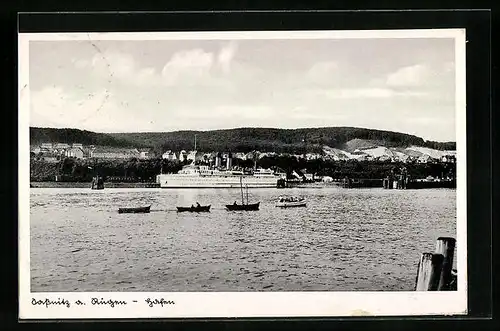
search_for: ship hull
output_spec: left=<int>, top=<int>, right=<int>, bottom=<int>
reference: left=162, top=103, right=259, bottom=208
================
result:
left=156, top=174, right=280, bottom=188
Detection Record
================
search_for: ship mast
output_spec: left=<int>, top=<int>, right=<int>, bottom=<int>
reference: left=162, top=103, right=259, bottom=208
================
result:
left=240, top=176, right=244, bottom=205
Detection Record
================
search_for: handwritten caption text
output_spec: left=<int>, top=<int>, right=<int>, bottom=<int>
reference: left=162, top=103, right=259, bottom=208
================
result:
left=31, top=297, right=175, bottom=308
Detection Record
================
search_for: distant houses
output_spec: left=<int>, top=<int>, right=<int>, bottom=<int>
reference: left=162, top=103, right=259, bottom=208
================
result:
left=90, top=147, right=141, bottom=159
left=30, top=140, right=457, bottom=165
left=187, top=150, right=204, bottom=163
left=417, top=155, right=434, bottom=164
left=30, top=142, right=157, bottom=160
left=441, top=155, right=456, bottom=163
left=162, top=150, right=177, bottom=160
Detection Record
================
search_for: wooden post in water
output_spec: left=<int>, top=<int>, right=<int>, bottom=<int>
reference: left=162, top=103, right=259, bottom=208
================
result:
left=435, top=237, right=456, bottom=290
left=415, top=253, right=444, bottom=291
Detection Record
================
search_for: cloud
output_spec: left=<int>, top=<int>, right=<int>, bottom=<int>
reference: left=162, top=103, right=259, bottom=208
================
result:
left=161, top=49, right=214, bottom=85
left=71, top=58, right=90, bottom=69
left=306, top=61, right=340, bottom=84
left=136, top=67, right=157, bottom=85
left=67, top=43, right=241, bottom=89
left=304, top=88, right=427, bottom=99
left=29, top=85, right=153, bottom=132
left=90, top=51, right=136, bottom=80
left=385, top=64, right=434, bottom=87
left=217, top=42, right=238, bottom=73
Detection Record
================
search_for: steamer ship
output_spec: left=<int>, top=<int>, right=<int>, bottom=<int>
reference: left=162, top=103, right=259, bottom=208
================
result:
left=156, top=151, right=286, bottom=188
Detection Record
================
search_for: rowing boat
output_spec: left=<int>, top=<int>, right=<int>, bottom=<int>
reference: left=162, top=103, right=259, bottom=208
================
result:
left=276, top=197, right=307, bottom=208
left=177, top=205, right=211, bottom=212
left=118, top=205, right=151, bottom=214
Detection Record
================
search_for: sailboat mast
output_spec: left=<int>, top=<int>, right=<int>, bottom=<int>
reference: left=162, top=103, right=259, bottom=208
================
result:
left=240, top=176, right=244, bottom=204
left=246, top=184, right=249, bottom=204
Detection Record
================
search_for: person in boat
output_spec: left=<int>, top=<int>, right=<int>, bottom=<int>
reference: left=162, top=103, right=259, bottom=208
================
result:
left=196, top=202, right=201, bottom=208
left=233, top=201, right=237, bottom=205
left=191, top=204, right=194, bottom=208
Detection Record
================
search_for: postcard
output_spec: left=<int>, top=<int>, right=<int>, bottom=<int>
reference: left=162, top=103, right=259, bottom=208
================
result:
left=19, top=28, right=467, bottom=319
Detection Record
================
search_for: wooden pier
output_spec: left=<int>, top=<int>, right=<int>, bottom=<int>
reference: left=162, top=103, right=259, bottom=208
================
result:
left=415, top=237, right=457, bottom=291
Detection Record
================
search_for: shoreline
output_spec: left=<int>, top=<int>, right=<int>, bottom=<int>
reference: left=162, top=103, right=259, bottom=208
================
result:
left=30, top=182, right=160, bottom=189
left=30, top=181, right=455, bottom=189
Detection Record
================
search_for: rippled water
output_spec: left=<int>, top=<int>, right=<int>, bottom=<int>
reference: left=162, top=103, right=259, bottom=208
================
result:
left=30, top=187, right=456, bottom=292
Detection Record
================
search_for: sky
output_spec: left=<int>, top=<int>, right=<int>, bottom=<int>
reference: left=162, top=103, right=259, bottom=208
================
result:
left=28, top=36, right=457, bottom=142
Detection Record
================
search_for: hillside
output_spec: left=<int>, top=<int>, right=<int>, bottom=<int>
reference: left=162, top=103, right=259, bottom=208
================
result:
left=30, top=126, right=456, bottom=153
left=30, top=127, right=145, bottom=148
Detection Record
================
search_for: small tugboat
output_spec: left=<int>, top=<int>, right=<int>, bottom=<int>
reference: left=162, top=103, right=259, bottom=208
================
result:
left=118, top=205, right=151, bottom=214
left=177, top=203, right=211, bottom=213
left=226, top=177, right=260, bottom=211
left=275, top=196, right=307, bottom=208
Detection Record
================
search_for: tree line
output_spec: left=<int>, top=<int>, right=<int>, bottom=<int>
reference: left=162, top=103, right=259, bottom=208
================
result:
left=30, top=155, right=455, bottom=182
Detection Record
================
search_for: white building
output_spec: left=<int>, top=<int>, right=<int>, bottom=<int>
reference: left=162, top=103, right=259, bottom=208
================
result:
left=304, top=173, right=314, bottom=181
left=178, top=150, right=188, bottom=162
left=322, top=176, right=333, bottom=183
left=54, top=143, right=70, bottom=149
left=139, top=150, right=151, bottom=159
left=65, top=147, right=84, bottom=159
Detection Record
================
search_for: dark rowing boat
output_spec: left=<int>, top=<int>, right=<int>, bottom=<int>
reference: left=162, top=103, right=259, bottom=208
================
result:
left=177, top=205, right=211, bottom=213
left=118, top=205, right=151, bottom=214
left=225, top=177, right=260, bottom=211
left=225, top=202, right=260, bottom=211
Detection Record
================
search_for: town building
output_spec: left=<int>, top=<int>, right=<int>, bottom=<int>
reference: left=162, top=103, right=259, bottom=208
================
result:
left=441, top=155, right=456, bottom=163
left=178, top=150, right=188, bottom=162
left=65, top=147, right=84, bottom=159
left=139, top=149, right=151, bottom=159
left=417, top=155, right=434, bottom=164
left=233, top=152, right=246, bottom=160
left=304, top=173, right=314, bottom=181
left=162, top=150, right=178, bottom=160
left=321, top=176, right=334, bottom=183
left=54, top=143, right=70, bottom=149
left=90, top=147, right=140, bottom=159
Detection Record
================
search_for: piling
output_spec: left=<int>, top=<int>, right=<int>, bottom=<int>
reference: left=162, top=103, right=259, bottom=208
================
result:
left=435, top=237, right=456, bottom=290
left=415, top=252, right=444, bottom=291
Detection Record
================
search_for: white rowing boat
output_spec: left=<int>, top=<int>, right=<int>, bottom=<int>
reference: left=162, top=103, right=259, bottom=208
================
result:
left=275, top=197, right=307, bottom=208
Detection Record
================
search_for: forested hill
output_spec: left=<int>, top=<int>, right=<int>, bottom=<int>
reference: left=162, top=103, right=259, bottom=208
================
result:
left=30, top=127, right=145, bottom=148
left=30, top=127, right=456, bottom=153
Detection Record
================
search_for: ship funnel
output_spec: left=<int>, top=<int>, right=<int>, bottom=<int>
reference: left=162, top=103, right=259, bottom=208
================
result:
left=215, top=152, right=222, bottom=167
left=226, top=152, right=233, bottom=169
